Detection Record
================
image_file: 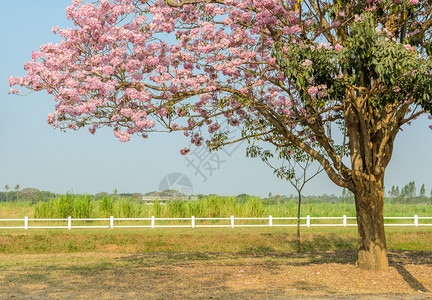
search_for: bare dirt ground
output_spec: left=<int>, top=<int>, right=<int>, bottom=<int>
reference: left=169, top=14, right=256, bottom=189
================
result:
left=0, top=250, right=431, bottom=299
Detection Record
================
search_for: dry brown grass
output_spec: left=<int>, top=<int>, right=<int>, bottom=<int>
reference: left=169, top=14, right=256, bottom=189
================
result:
left=0, top=227, right=431, bottom=298
left=0, top=251, right=431, bottom=299
left=0, top=202, right=33, bottom=219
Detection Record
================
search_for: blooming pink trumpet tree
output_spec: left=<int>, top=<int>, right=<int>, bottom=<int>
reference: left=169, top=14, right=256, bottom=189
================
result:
left=10, top=0, right=432, bottom=270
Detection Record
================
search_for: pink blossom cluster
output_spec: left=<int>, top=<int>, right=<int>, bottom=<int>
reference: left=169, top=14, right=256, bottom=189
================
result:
left=307, top=85, right=328, bottom=98
left=180, top=148, right=191, bottom=155
left=8, top=0, right=292, bottom=143
left=404, top=44, right=416, bottom=52
left=8, top=89, right=21, bottom=95
left=301, top=59, right=313, bottom=67
left=8, top=0, right=407, bottom=149
left=190, top=133, right=204, bottom=146
left=208, top=123, right=221, bottom=134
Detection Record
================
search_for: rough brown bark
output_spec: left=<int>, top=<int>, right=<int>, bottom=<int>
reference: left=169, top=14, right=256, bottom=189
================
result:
left=296, top=190, right=302, bottom=253
left=354, top=174, right=389, bottom=271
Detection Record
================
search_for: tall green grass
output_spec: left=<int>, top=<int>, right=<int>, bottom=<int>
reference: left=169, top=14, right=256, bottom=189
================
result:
left=30, top=194, right=431, bottom=219
left=113, top=198, right=142, bottom=218
left=99, top=196, right=114, bottom=217
left=34, top=193, right=93, bottom=218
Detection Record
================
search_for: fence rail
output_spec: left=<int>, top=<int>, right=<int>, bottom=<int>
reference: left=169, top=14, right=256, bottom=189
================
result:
left=0, top=215, right=431, bottom=230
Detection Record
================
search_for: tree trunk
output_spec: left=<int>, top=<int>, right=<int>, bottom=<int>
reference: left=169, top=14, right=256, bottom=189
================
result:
left=296, top=190, right=302, bottom=253
left=354, top=175, right=389, bottom=271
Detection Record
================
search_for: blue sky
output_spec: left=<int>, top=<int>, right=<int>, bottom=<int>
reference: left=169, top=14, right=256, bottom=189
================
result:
left=1, top=1, right=431, bottom=197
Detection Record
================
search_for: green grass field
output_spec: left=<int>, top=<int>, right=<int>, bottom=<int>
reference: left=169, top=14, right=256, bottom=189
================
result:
left=1, top=197, right=431, bottom=254
left=0, top=227, right=431, bottom=254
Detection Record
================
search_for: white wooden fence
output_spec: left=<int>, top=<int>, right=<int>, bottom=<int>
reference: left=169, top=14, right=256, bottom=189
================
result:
left=0, top=215, right=431, bottom=229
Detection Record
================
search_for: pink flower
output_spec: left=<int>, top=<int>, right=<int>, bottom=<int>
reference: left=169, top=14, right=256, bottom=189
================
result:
left=110, top=56, right=122, bottom=66
left=180, top=148, right=191, bottom=155
left=404, top=44, right=415, bottom=52
left=317, top=43, right=331, bottom=50
left=334, top=43, right=343, bottom=52
left=8, top=76, right=18, bottom=86
left=79, top=3, right=96, bottom=17
left=31, top=51, right=43, bottom=61
left=283, top=25, right=301, bottom=35
left=308, top=86, right=318, bottom=95
left=409, top=0, right=419, bottom=5
left=47, top=113, right=56, bottom=124
left=102, top=66, right=114, bottom=76
left=114, top=130, right=130, bottom=142
left=52, top=26, right=60, bottom=34
left=8, top=89, right=21, bottom=95
left=239, top=87, right=249, bottom=93
left=301, top=59, right=312, bottom=67
left=208, top=123, right=221, bottom=133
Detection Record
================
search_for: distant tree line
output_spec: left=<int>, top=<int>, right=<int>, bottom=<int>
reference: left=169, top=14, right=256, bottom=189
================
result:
left=264, top=181, right=431, bottom=205
left=0, top=186, right=56, bottom=203
left=387, top=181, right=431, bottom=204
left=264, top=192, right=356, bottom=205
left=1, top=182, right=431, bottom=205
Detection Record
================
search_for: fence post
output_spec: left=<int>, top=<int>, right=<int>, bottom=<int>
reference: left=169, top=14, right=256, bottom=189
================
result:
left=231, top=216, right=235, bottom=228
left=306, top=215, right=310, bottom=228
left=151, top=216, right=155, bottom=228
left=269, top=215, right=273, bottom=227
left=68, top=216, right=72, bottom=230
left=414, top=215, right=418, bottom=227
left=191, top=216, right=195, bottom=228
left=24, top=216, right=28, bottom=230
left=110, top=216, right=114, bottom=229
left=343, top=215, right=347, bottom=227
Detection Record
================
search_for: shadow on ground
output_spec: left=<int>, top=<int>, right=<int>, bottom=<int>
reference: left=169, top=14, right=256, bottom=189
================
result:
left=1, top=248, right=431, bottom=299
left=118, top=249, right=432, bottom=267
